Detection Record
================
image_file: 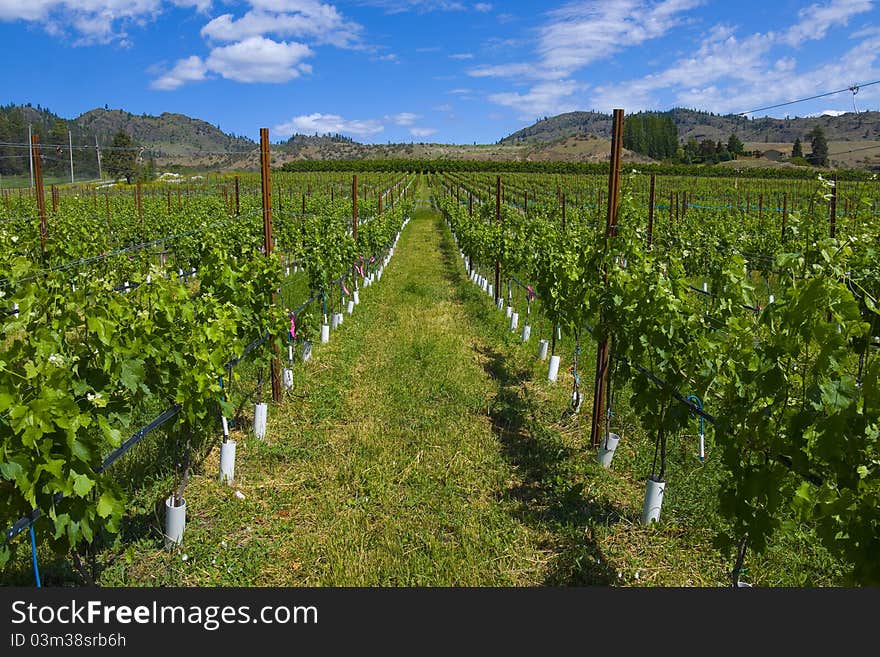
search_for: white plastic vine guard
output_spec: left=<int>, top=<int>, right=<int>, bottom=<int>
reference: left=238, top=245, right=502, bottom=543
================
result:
left=641, top=477, right=666, bottom=526
left=597, top=433, right=620, bottom=468
left=164, top=496, right=186, bottom=549
left=219, top=440, right=236, bottom=485
left=547, top=355, right=561, bottom=382
left=253, top=403, right=268, bottom=440
left=537, top=339, right=549, bottom=361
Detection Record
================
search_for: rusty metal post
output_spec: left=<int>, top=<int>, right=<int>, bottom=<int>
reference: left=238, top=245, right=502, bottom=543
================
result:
left=32, top=135, right=47, bottom=259
left=352, top=174, right=358, bottom=244
left=259, top=128, right=282, bottom=403
left=589, top=108, right=624, bottom=449
left=647, top=173, right=656, bottom=247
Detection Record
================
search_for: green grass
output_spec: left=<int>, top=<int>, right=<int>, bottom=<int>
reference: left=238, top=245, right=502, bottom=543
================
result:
left=4, top=181, right=851, bottom=587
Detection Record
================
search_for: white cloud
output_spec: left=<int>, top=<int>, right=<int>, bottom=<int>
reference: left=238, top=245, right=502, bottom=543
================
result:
left=474, top=3, right=492, bottom=12
left=469, top=0, right=702, bottom=82
left=387, top=112, right=420, bottom=125
left=358, top=1, right=466, bottom=13
left=779, top=0, right=873, bottom=47
left=151, top=55, right=208, bottom=90
left=274, top=113, right=384, bottom=137
left=0, top=0, right=212, bottom=44
left=201, top=2, right=361, bottom=48
left=205, top=36, right=313, bottom=83
left=448, top=88, right=473, bottom=94
left=433, top=104, right=452, bottom=111
left=450, top=53, right=473, bottom=59
left=587, top=26, right=880, bottom=116
left=489, top=80, right=580, bottom=118
left=468, top=0, right=702, bottom=116
left=410, top=127, right=438, bottom=137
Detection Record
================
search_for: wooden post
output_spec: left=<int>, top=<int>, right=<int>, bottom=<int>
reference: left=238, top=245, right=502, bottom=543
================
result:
left=758, top=194, right=763, bottom=224
left=259, top=128, right=281, bottom=403
left=234, top=176, right=240, bottom=216
left=495, top=175, right=501, bottom=305
left=589, top=108, right=624, bottom=450
left=647, top=173, right=656, bottom=247
left=32, top=135, right=47, bottom=259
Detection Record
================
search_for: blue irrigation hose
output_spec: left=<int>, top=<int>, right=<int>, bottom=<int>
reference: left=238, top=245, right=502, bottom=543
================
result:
left=29, top=525, right=41, bottom=587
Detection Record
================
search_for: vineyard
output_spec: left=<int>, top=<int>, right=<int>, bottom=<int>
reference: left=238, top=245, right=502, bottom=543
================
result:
left=1, top=133, right=879, bottom=586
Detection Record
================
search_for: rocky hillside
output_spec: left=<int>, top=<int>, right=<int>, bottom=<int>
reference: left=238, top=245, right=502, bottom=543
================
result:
left=76, top=108, right=256, bottom=166
left=501, top=108, right=880, bottom=145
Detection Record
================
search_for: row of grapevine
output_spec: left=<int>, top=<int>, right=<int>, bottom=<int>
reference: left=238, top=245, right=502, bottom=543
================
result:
left=0, top=172, right=416, bottom=572
left=434, top=171, right=880, bottom=584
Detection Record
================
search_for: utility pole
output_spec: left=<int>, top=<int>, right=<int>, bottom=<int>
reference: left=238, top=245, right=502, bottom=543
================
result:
left=95, top=136, right=102, bottom=180
left=68, top=130, right=74, bottom=184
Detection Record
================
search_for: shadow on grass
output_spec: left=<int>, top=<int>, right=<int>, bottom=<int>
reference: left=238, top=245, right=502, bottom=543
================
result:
left=475, top=344, right=622, bottom=585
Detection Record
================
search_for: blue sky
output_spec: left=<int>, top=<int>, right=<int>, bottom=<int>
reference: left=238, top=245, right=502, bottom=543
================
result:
left=2, top=1, right=879, bottom=144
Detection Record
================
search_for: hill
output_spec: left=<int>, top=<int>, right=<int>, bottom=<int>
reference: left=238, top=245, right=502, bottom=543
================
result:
left=3, top=103, right=879, bottom=177
left=500, top=108, right=880, bottom=169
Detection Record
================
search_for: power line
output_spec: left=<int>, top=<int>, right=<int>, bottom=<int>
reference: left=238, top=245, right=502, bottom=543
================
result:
left=828, top=143, right=880, bottom=157
left=736, top=80, right=880, bottom=116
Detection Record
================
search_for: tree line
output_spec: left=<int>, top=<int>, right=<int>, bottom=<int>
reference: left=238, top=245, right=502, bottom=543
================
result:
left=622, top=110, right=833, bottom=167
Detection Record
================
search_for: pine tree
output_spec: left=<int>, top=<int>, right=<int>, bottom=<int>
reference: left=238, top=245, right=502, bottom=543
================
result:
left=727, top=133, right=744, bottom=157
left=807, top=127, right=828, bottom=166
left=792, top=137, right=803, bottom=158
left=103, top=130, right=137, bottom=183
